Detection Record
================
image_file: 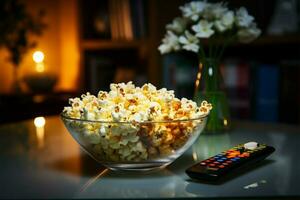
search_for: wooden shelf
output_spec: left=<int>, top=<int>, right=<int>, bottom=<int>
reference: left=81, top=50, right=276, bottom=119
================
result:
left=251, top=34, right=300, bottom=45
left=202, top=34, right=300, bottom=47
left=81, top=39, right=147, bottom=50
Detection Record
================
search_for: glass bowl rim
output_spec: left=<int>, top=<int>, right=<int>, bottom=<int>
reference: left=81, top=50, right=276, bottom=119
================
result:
left=60, top=112, right=209, bottom=124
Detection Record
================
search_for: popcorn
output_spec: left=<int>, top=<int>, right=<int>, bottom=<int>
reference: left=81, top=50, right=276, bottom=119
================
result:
left=63, top=82, right=212, bottom=162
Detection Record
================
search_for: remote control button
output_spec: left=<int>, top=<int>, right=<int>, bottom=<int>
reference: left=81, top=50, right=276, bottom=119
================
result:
left=219, top=165, right=225, bottom=168
left=239, top=152, right=250, bottom=158
left=244, top=142, right=258, bottom=150
left=207, top=167, right=219, bottom=171
left=231, top=157, right=240, bottom=161
left=226, top=160, right=232, bottom=163
left=217, top=159, right=224, bottom=162
left=200, top=162, right=206, bottom=166
left=209, top=163, right=216, bottom=167
left=223, top=163, right=229, bottom=166
left=213, top=161, right=220, bottom=164
left=228, top=151, right=240, bottom=157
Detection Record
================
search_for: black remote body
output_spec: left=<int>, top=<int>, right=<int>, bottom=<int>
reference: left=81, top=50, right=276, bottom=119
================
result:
left=186, top=142, right=275, bottom=182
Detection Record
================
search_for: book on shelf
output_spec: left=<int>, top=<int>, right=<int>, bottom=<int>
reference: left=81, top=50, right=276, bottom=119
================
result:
left=130, top=0, right=147, bottom=39
left=279, top=60, right=300, bottom=124
left=123, top=0, right=134, bottom=40
left=109, top=0, right=118, bottom=39
left=222, top=59, right=251, bottom=119
left=108, top=0, right=146, bottom=40
left=253, top=64, right=280, bottom=122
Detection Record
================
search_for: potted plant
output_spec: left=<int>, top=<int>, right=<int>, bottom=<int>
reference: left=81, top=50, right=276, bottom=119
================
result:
left=158, top=1, right=261, bottom=132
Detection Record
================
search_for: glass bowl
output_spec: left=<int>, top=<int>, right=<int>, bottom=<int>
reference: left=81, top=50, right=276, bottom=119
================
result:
left=61, top=113, right=208, bottom=171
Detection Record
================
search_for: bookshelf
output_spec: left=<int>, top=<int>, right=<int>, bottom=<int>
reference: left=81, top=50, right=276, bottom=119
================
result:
left=199, top=34, right=300, bottom=47
left=77, top=0, right=300, bottom=124
left=250, top=35, right=300, bottom=46
left=81, top=40, right=147, bottom=50
left=78, top=0, right=156, bottom=93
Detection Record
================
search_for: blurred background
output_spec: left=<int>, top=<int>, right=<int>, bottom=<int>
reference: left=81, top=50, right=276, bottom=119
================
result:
left=0, top=0, right=299, bottom=125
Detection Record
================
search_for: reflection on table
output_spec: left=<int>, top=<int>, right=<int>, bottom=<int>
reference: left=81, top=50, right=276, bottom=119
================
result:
left=0, top=116, right=299, bottom=199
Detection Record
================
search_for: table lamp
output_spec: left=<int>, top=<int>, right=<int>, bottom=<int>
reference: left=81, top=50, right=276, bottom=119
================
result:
left=23, top=51, right=57, bottom=93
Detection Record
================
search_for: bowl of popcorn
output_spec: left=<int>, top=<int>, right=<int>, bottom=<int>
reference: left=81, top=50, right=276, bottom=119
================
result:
left=61, top=82, right=211, bottom=171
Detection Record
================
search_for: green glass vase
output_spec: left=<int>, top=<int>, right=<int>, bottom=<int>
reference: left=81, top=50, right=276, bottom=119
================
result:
left=193, top=58, right=231, bottom=132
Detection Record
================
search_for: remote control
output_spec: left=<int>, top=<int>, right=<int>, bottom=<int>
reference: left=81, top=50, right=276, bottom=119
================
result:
left=186, top=142, right=275, bottom=182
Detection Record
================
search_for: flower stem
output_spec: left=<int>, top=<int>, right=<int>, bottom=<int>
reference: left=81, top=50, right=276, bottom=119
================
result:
left=199, top=45, right=206, bottom=63
left=216, top=34, right=236, bottom=62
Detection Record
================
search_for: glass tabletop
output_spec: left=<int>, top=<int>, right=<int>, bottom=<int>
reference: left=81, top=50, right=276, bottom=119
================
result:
left=0, top=116, right=299, bottom=199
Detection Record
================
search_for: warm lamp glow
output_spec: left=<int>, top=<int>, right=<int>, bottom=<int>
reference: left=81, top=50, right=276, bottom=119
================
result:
left=33, top=51, right=44, bottom=63
left=33, top=51, right=45, bottom=73
left=34, top=116, right=46, bottom=128
left=34, top=116, right=46, bottom=148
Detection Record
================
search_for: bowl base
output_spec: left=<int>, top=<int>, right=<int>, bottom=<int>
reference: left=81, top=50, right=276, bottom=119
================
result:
left=103, top=161, right=171, bottom=171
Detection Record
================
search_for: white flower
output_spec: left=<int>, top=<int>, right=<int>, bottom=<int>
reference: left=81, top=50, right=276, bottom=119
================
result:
left=212, top=2, right=228, bottom=18
left=166, top=17, right=188, bottom=34
left=180, top=1, right=207, bottom=21
left=202, top=2, right=227, bottom=20
left=214, top=11, right=234, bottom=32
left=236, top=7, right=254, bottom=28
left=222, top=11, right=234, bottom=27
left=178, top=30, right=200, bottom=53
left=192, top=20, right=214, bottom=38
left=158, top=31, right=181, bottom=54
left=237, top=23, right=261, bottom=43
left=214, top=20, right=226, bottom=32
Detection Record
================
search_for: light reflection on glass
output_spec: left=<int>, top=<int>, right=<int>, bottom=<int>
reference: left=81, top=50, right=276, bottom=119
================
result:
left=194, top=63, right=202, bottom=94
left=192, top=151, right=198, bottom=161
left=223, top=118, right=228, bottom=126
left=208, top=67, right=213, bottom=76
left=34, top=116, right=46, bottom=148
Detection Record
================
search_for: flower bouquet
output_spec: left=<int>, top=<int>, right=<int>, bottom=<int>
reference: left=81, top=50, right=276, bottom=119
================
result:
left=158, top=1, right=261, bottom=132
